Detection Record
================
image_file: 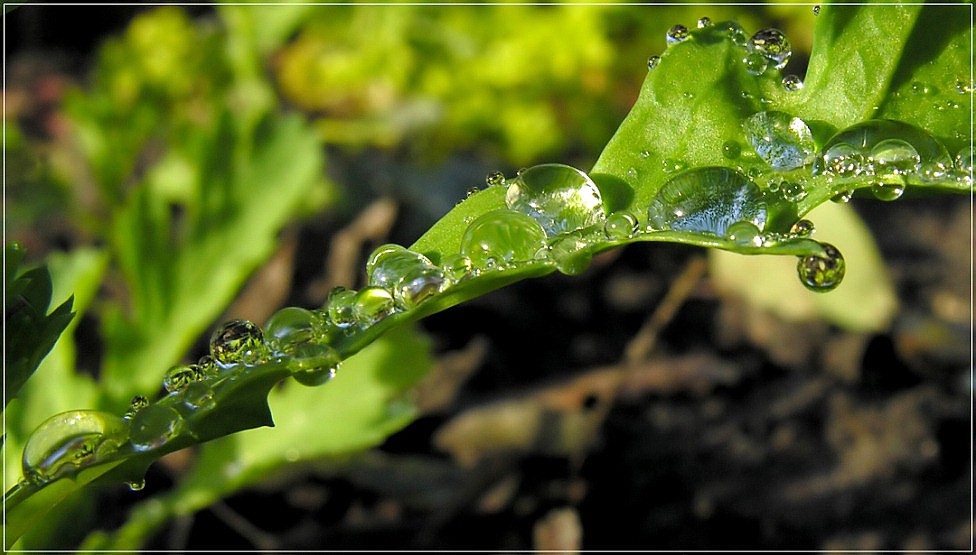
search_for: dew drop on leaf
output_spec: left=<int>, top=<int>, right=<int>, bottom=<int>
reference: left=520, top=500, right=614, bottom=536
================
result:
left=666, top=24, right=689, bottom=45
left=722, top=140, right=741, bottom=160
left=366, top=244, right=447, bottom=309
left=22, top=410, right=129, bottom=483
left=210, top=319, right=265, bottom=366
left=486, top=171, right=505, bottom=187
left=124, top=395, right=150, bottom=419
left=604, top=211, right=639, bottom=240
left=504, top=163, right=605, bottom=236
left=870, top=139, right=921, bottom=176
left=697, top=16, right=712, bottom=28
left=748, top=28, right=792, bottom=70
left=460, top=209, right=548, bottom=270
left=548, top=231, right=592, bottom=276
left=440, top=253, right=474, bottom=281
left=327, top=286, right=358, bottom=328
left=742, top=111, right=815, bottom=171
left=265, top=306, right=317, bottom=347
left=782, top=74, right=804, bottom=92
left=647, top=55, right=660, bottom=70
left=646, top=167, right=767, bottom=237
left=290, top=344, right=340, bottom=386
left=742, top=52, right=768, bottom=76
left=789, top=219, right=815, bottom=238
left=797, top=243, right=845, bottom=292
left=725, top=221, right=763, bottom=247
left=162, top=364, right=204, bottom=393
left=126, top=479, right=146, bottom=492
left=181, top=381, right=216, bottom=410
left=129, top=404, right=184, bottom=452
left=813, top=5, right=821, bottom=15
left=870, top=182, right=905, bottom=201
left=354, top=286, right=396, bottom=325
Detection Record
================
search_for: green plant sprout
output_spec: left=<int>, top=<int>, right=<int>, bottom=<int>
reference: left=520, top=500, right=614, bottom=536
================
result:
left=3, top=3, right=971, bottom=549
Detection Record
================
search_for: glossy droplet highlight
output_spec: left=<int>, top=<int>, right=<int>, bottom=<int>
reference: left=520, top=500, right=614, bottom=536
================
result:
left=797, top=243, right=845, bottom=292
left=504, top=163, right=605, bottom=236
left=327, top=286, right=358, bottom=328
left=126, top=479, right=146, bottom=492
left=748, top=28, right=791, bottom=70
left=353, top=286, right=396, bottom=324
left=697, top=16, right=712, bottom=28
left=22, top=410, right=129, bottom=483
left=782, top=74, right=804, bottom=92
left=647, top=55, right=660, bottom=70
left=725, top=221, right=763, bottom=247
left=722, top=140, right=741, bottom=160
left=742, top=111, right=815, bottom=171
left=265, top=307, right=317, bottom=347
left=604, top=211, right=639, bottom=240
left=870, top=139, right=920, bottom=177
left=460, top=209, right=547, bottom=269
left=666, top=24, right=689, bottom=45
left=210, top=319, right=265, bottom=366
left=129, top=404, right=185, bottom=452
left=486, top=171, right=505, bottom=187
left=789, top=219, right=815, bottom=238
left=647, top=167, right=767, bottom=237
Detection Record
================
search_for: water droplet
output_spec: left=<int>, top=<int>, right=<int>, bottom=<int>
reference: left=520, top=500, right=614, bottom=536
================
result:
left=129, top=404, right=184, bottom=452
left=604, top=211, right=639, bottom=240
left=548, top=232, right=592, bottom=276
left=724, top=21, right=748, bottom=46
left=742, top=111, right=815, bottom=171
left=646, top=167, right=767, bottom=237
left=697, top=16, right=713, bottom=28
left=460, top=209, right=548, bottom=270
left=725, top=221, right=763, bottom=247
left=797, top=243, right=845, bottom=292
left=870, top=182, right=905, bottom=201
left=124, top=396, right=150, bottom=419
left=789, top=219, right=815, bottom=238
left=954, top=147, right=974, bottom=174
left=290, top=344, right=340, bottom=386
left=831, top=190, right=853, bottom=203
left=666, top=24, right=690, bottom=45
left=366, top=244, right=447, bottom=310
left=662, top=158, right=687, bottom=173
left=440, top=253, right=474, bottom=281
left=782, top=74, right=804, bottom=92
left=126, top=479, right=146, bottom=492
left=647, top=55, right=660, bottom=70
left=813, top=5, right=821, bottom=15
left=354, top=286, right=396, bottom=324
left=780, top=181, right=807, bottom=202
left=22, top=410, right=129, bottom=483
left=813, top=120, right=952, bottom=184
left=504, top=163, right=605, bottom=236
left=181, top=381, right=216, bottom=410
left=265, top=307, right=317, bottom=347
left=956, top=79, right=974, bottom=95
left=210, top=319, right=265, bottom=367
left=722, top=140, right=741, bottom=160
left=162, top=364, right=204, bottom=393
left=749, top=28, right=792, bottom=70
left=742, top=52, right=768, bottom=76
left=486, top=171, right=505, bottom=187
left=327, top=286, right=358, bottom=328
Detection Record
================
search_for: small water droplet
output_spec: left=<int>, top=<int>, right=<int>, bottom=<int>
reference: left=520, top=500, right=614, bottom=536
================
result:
left=749, top=28, right=792, bottom=70
left=265, top=307, right=317, bottom=348
left=124, top=396, right=150, bottom=419
left=697, top=16, right=713, bottom=28
left=460, top=209, right=548, bottom=270
left=290, top=345, right=339, bottom=386
left=486, top=171, right=506, bottom=187
left=647, top=55, right=661, bottom=70
left=327, top=286, right=358, bottom=328
left=797, top=243, right=845, bottom=292
left=354, top=286, right=396, bottom=324
left=126, top=479, right=146, bottom=492
left=742, top=111, right=815, bottom=171
left=831, top=190, right=853, bottom=203
left=725, top=221, right=763, bottom=247
left=910, top=81, right=936, bottom=96
left=162, top=364, right=204, bottom=393
left=956, top=79, right=974, bottom=95
left=129, top=404, right=185, bottom=452
left=210, top=319, right=265, bottom=367
left=780, top=181, right=807, bottom=202
left=782, top=74, right=804, bottom=92
left=22, top=410, right=129, bottom=483
left=666, top=24, right=690, bottom=45
left=646, top=167, right=767, bottom=236
left=604, top=211, right=640, bottom=240
left=789, top=219, right=815, bottom=238
left=724, top=21, right=748, bottom=46
left=954, top=147, right=974, bottom=174
left=440, top=253, right=474, bottom=281
left=742, top=52, right=768, bottom=75
left=662, top=158, right=687, bottom=173
left=722, top=140, right=741, bottom=160
left=504, top=163, right=605, bottom=236
left=870, top=182, right=905, bottom=201
left=813, top=5, right=821, bottom=15
left=181, top=381, right=216, bottom=410
left=627, top=167, right=639, bottom=179
left=548, top=232, right=592, bottom=276
left=869, top=138, right=920, bottom=181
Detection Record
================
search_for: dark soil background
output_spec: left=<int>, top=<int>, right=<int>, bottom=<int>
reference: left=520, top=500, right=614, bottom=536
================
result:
left=6, top=5, right=973, bottom=551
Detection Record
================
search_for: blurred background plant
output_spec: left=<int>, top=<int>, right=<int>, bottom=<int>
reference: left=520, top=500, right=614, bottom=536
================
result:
left=4, top=3, right=970, bottom=550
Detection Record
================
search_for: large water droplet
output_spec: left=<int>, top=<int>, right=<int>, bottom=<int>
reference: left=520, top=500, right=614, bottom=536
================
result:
left=22, top=410, right=129, bottom=483
left=748, top=28, right=792, bottom=70
left=797, top=243, right=845, bottom=292
left=504, top=164, right=605, bottom=237
left=646, top=167, right=767, bottom=237
left=725, top=221, right=763, bottom=247
left=366, top=244, right=447, bottom=309
left=265, top=307, right=317, bottom=347
left=812, top=120, right=952, bottom=185
left=743, top=111, right=815, bottom=171
left=210, top=319, right=265, bottom=367
left=162, top=364, right=204, bottom=393
left=129, top=404, right=185, bottom=452
left=460, top=209, right=548, bottom=270
left=666, top=24, right=690, bottom=45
